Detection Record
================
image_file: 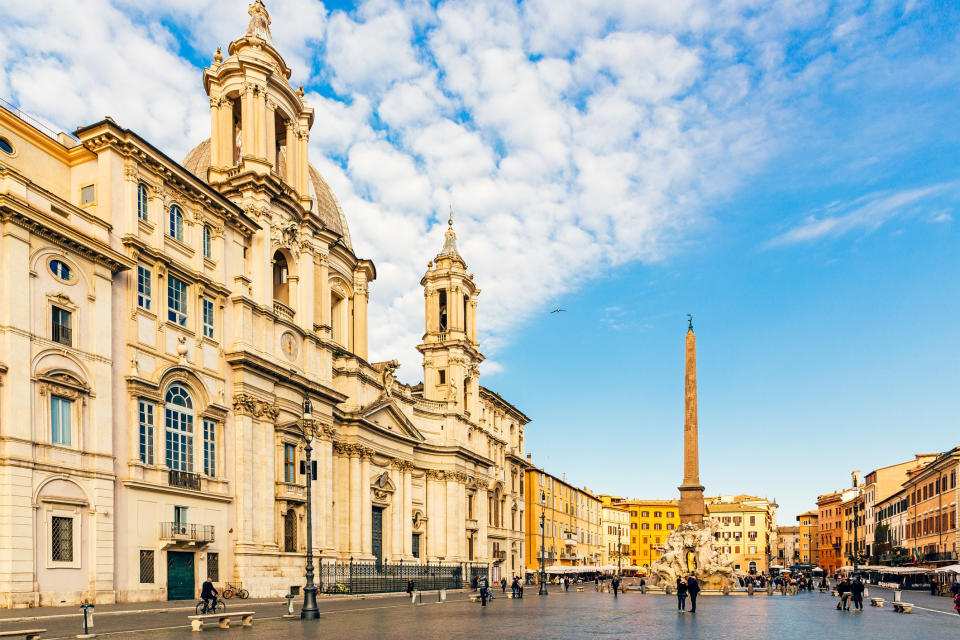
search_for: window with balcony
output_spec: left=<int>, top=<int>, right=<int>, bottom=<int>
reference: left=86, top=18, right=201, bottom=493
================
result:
left=51, top=306, right=72, bottom=346
left=164, top=384, right=194, bottom=472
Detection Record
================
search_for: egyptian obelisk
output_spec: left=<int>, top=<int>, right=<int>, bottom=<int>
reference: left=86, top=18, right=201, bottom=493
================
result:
left=678, top=315, right=705, bottom=524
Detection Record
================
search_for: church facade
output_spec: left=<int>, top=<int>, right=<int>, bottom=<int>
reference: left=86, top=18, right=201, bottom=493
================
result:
left=0, top=1, right=528, bottom=607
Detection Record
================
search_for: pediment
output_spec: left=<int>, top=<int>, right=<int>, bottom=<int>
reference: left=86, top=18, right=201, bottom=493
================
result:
left=358, top=399, right=425, bottom=442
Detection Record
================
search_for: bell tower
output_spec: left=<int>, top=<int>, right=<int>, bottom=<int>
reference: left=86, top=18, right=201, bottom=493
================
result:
left=417, top=214, right=483, bottom=414
left=202, top=0, right=314, bottom=210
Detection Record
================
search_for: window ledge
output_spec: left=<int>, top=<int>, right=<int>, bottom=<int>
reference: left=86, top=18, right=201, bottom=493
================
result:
left=164, top=235, right=195, bottom=256
left=164, top=320, right=195, bottom=337
left=138, top=219, right=155, bottom=234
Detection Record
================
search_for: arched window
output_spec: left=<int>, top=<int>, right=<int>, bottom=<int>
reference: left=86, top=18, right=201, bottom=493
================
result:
left=272, top=251, right=289, bottom=305
left=168, top=205, right=184, bottom=241
left=137, top=184, right=149, bottom=221
left=330, top=288, right=346, bottom=346
left=202, top=225, right=212, bottom=259
left=164, top=384, right=194, bottom=472
left=284, top=509, right=297, bottom=552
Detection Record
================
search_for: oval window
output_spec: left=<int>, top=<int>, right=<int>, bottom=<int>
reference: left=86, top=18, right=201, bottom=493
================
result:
left=0, top=137, right=13, bottom=155
left=50, top=259, right=72, bottom=281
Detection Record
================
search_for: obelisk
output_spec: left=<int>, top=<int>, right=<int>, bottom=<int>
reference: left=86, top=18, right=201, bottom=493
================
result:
left=678, top=315, right=705, bottom=524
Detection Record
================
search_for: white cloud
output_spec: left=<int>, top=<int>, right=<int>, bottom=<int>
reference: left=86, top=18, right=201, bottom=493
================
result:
left=766, top=181, right=960, bottom=247
left=2, top=0, right=946, bottom=383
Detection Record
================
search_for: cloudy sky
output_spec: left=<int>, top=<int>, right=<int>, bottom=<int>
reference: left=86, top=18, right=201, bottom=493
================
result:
left=3, top=0, right=959, bottom=520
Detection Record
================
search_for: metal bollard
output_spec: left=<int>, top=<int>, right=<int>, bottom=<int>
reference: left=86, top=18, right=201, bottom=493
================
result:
left=79, top=603, right=95, bottom=638
left=284, top=594, right=295, bottom=617
left=439, top=588, right=446, bottom=602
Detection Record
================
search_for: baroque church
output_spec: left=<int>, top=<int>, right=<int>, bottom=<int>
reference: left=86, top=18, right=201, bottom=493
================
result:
left=0, top=1, right=528, bottom=606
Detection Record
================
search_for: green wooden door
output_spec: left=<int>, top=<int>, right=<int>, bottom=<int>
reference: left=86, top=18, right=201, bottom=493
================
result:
left=372, top=507, right=383, bottom=566
left=167, top=551, right=195, bottom=600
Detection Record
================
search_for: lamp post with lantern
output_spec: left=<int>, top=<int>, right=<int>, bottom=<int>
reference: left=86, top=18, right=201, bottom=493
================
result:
left=539, top=490, right=548, bottom=596
left=300, top=397, right=320, bottom=619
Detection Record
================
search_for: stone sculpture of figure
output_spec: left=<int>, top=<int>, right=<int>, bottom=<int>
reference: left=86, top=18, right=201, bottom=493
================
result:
left=379, top=360, right=399, bottom=398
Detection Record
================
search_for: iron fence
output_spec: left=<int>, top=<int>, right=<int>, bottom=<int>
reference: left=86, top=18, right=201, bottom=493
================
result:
left=318, top=561, right=482, bottom=594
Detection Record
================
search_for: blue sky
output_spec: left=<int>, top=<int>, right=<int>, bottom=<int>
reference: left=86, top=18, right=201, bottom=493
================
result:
left=2, top=0, right=959, bottom=521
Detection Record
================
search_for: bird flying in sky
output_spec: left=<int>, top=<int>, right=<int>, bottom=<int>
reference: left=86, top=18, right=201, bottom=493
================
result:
left=551, top=308, right=566, bottom=313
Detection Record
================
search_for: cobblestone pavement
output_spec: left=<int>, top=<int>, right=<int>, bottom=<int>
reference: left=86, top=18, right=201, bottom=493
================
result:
left=6, top=588, right=956, bottom=640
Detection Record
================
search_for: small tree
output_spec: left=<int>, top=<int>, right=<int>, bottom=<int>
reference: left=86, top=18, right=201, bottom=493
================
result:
left=872, top=524, right=891, bottom=562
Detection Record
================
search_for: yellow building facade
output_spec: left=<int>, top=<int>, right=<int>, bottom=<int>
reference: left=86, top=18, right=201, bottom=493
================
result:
left=705, top=495, right=776, bottom=575
left=599, top=496, right=679, bottom=567
left=525, top=468, right=602, bottom=573
left=601, top=505, right=630, bottom=568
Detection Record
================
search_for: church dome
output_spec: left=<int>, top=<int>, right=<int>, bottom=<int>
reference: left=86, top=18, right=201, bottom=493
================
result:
left=182, top=138, right=353, bottom=250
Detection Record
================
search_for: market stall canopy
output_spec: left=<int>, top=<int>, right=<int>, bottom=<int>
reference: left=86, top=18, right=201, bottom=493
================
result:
left=934, top=564, right=960, bottom=574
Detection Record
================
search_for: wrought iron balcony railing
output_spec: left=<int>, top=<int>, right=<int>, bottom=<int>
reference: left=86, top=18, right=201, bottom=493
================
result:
left=160, top=522, right=215, bottom=542
left=168, top=469, right=201, bottom=491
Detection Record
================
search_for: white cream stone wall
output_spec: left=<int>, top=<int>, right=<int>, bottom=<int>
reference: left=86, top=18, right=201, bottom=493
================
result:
left=0, top=1, right=529, bottom=607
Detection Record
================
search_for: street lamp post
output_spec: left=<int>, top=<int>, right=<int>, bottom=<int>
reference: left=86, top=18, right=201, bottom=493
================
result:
left=300, top=397, right=320, bottom=619
left=539, top=490, right=548, bottom=596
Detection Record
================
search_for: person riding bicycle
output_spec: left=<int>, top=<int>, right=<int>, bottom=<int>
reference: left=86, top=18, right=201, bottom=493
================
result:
left=201, top=577, right=219, bottom=613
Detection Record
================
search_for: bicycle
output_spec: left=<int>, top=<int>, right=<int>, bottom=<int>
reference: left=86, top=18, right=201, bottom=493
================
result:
left=221, top=582, right=249, bottom=599
left=196, top=598, right=226, bottom=615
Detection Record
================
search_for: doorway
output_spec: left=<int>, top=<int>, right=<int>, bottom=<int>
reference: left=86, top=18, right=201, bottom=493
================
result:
left=371, top=507, right=383, bottom=566
left=167, top=551, right=195, bottom=600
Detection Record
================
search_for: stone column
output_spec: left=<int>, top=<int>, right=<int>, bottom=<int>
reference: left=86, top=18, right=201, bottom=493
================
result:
left=349, top=453, right=362, bottom=555
left=234, top=411, right=255, bottom=545
left=285, top=122, right=298, bottom=191
left=391, top=464, right=403, bottom=559
left=333, top=451, right=349, bottom=555
left=265, top=99, right=277, bottom=169
left=361, top=454, right=372, bottom=556
left=352, top=274, right=368, bottom=360
left=209, top=97, right=222, bottom=168
left=323, top=437, right=334, bottom=551
left=446, top=477, right=460, bottom=561
left=426, top=474, right=444, bottom=558
left=240, top=83, right=256, bottom=162
left=403, top=469, right=413, bottom=557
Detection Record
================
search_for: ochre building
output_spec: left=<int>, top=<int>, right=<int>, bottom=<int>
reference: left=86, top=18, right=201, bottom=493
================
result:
left=0, top=1, right=530, bottom=607
left=525, top=468, right=602, bottom=573
left=705, top=495, right=777, bottom=575
left=599, top=496, right=679, bottom=568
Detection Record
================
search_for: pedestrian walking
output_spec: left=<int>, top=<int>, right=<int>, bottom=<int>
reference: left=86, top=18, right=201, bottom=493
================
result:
left=480, top=576, right=489, bottom=606
left=511, top=576, right=519, bottom=598
left=612, top=575, right=620, bottom=598
left=836, top=578, right=851, bottom=611
left=676, top=576, right=688, bottom=612
left=851, top=577, right=864, bottom=611
left=406, top=578, right=415, bottom=597
left=686, top=575, right=700, bottom=613
left=640, top=578, right=646, bottom=594
left=501, top=577, right=507, bottom=594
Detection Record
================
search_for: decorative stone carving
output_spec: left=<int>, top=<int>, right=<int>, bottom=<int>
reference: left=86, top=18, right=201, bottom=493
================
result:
left=390, top=458, right=414, bottom=471
left=412, top=510, right=425, bottom=531
left=232, top=393, right=280, bottom=421
left=316, top=424, right=336, bottom=440
left=371, top=471, right=396, bottom=504
left=332, top=442, right=374, bottom=459
left=650, top=520, right=737, bottom=590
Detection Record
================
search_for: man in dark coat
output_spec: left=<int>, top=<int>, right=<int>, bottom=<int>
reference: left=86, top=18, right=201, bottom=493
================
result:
left=851, top=577, right=865, bottom=610
left=686, top=575, right=701, bottom=613
left=201, top=576, right=218, bottom=613
left=836, top=578, right=851, bottom=611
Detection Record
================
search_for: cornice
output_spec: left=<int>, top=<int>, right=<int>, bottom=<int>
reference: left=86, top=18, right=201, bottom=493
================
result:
left=0, top=196, right=134, bottom=273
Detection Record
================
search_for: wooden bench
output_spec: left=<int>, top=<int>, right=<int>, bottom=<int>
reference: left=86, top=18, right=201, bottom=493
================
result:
left=187, top=611, right=255, bottom=632
left=869, top=597, right=885, bottom=607
left=891, top=602, right=913, bottom=613
left=576, top=587, right=584, bottom=592
left=0, top=630, right=45, bottom=640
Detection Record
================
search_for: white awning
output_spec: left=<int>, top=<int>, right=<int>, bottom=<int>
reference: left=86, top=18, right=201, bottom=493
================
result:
left=934, top=564, right=960, bottom=574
